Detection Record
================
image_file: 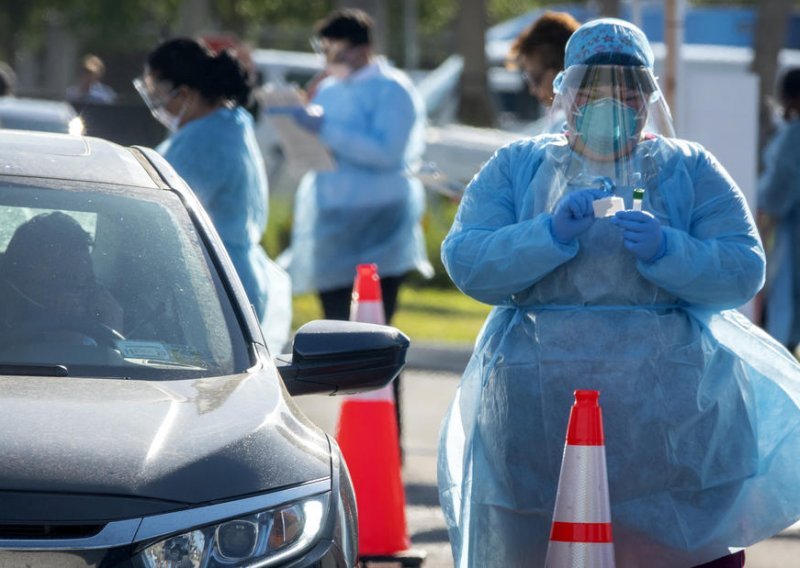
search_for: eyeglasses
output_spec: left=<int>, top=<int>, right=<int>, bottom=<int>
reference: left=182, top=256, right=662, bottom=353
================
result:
left=309, top=36, right=351, bottom=63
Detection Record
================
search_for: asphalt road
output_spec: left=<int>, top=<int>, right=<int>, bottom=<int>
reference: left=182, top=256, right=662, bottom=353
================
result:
left=294, top=355, right=800, bottom=568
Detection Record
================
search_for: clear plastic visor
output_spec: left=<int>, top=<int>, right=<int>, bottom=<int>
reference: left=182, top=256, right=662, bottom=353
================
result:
left=551, top=65, right=674, bottom=160
left=133, top=75, right=177, bottom=114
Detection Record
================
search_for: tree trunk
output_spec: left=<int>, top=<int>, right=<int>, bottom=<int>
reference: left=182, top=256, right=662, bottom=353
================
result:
left=177, top=0, right=212, bottom=37
left=456, top=0, right=493, bottom=127
left=596, top=0, right=621, bottom=18
left=751, top=0, right=794, bottom=164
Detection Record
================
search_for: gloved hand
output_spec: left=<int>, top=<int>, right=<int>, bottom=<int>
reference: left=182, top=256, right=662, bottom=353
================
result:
left=265, top=104, right=324, bottom=134
left=612, top=210, right=666, bottom=263
left=550, top=189, right=607, bottom=244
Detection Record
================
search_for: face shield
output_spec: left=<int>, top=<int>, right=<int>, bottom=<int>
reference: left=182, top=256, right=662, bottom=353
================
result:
left=552, top=64, right=674, bottom=160
left=541, top=64, right=676, bottom=208
left=133, top=75, right=183, bottom=132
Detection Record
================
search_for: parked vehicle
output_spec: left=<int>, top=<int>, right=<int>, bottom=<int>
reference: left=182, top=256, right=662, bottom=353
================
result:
left=0, top=129, right=409, bottom=567
left=0, top=97, right=83, bottom=135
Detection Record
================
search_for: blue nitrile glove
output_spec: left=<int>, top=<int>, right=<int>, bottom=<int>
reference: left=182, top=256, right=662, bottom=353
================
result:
left=612, top=210, right=666, bottom=263
left=550, top=189, right=607, bottom=244
left=265, top=104, right=324, bottom=133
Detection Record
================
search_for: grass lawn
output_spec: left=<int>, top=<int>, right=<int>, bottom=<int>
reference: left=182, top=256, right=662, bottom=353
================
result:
left=292, top=286, right=491, bottom=345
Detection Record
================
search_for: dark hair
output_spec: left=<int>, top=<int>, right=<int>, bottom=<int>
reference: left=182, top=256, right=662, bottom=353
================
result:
left=508, top=11, right=580, bottom=71
left=314, top=8, right=373, bottom=46
left=780, top=68, right=800, bottom=102
left=5, top=212, right=93, bottom=271
left=147, top=38, right=252, bottom=106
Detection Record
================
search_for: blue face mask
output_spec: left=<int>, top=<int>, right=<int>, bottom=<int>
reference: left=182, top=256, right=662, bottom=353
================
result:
left=574, top=97, right=640, bottom=156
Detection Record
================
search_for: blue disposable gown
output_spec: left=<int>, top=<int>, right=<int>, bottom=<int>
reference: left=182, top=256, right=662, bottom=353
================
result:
left=438, top=134, right=800, bottom=567
left=283, top=60, right=433, bottom=294
left=758, top=120, right=800, bottom=348
left=159, top=106, right=291, bottom=353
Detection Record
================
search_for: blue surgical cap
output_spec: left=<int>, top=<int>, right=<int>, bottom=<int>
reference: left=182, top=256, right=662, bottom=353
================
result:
left=564, top=18, right=654, bottom=69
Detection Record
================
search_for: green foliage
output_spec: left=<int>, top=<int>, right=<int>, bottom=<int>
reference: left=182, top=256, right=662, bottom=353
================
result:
left=261, top=190, right=293, bottom=259
left=407, top=193, right=460, bottom=289
left=392, top=286, right=490, bottom=344
left=68, top=1, right=182, bottom=50
left=488, top=0, right=566, bottom=24
left=213, top=0, right=334, bottom=43
left=264, top=189, right=460, bottom=290
left=291, top=287, right=490, bottom=344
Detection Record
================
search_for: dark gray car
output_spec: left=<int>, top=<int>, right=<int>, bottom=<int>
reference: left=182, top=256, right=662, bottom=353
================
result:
left=0, top=129, right=408, bottom=567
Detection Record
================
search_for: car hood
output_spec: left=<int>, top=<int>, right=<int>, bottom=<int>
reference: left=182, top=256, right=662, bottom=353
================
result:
left=0, top=366, right=330, bottom=520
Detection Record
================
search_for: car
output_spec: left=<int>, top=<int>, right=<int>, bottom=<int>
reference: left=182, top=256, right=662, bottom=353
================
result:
left=421, top=122, right=525, bottom=197
left=0, top=129, right=409, bottom=567
left=0, top=96, right=84, bottom=135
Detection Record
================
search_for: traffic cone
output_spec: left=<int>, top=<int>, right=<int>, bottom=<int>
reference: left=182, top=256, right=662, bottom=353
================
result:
left=335, top=264, right=422, bottom=562
left=545, top=390, right=616, bottom=567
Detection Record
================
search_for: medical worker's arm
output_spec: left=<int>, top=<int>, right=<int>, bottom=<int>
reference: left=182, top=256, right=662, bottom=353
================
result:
left=442, top=142, right=580, bottom=305
left=636, top=149, right=765, bottom=308
left=757, top=126, right=800, bottom=218
left=318, top=82, right=417, bottom=170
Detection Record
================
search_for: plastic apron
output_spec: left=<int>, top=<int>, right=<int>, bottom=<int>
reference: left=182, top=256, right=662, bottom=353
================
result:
left=438, top=136, right=800, bottom=567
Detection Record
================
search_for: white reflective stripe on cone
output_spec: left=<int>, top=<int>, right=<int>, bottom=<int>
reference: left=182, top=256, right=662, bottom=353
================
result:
left=348, top=383, right=395, bottom=402
left=545, top=542, right=616, bottom=567
left=350, top=301, right=385, bottom=325
left=552, top=445, right=611, bottom=523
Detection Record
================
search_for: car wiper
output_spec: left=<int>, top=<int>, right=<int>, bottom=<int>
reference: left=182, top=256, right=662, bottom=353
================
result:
left=0, top=364, right=69, bottom=377
left=127, top=358, right=207, bottom=371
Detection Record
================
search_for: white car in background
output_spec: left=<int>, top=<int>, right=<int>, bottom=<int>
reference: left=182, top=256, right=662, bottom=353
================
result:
left=0, top=97, right=83, bottom=135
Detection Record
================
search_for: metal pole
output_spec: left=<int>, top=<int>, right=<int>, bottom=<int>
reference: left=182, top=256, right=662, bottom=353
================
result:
left=663, top=0, right=685, bottom=126
left=631, top=0, right=642, bottom=30
left=404, top=0, right=419, bottom=69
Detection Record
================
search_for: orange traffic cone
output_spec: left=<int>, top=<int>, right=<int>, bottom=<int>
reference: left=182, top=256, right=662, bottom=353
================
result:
left=335, top=264, right=424, bottom=564
left=545, top=390, right=615, bottom=567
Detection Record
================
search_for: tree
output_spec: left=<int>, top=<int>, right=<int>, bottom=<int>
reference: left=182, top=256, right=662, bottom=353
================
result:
left=596, top=0, right=620, bottom=17
left=750, top=0, right=794, bottom=161
left=456, top=0, right=494, bottom=126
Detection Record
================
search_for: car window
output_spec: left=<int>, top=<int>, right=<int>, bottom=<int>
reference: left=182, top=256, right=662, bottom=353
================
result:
left=0, top=180, right=251, bottom=379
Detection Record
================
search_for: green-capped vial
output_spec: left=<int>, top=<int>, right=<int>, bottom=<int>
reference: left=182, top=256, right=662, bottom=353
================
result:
left=633, top=188, right=645, bottom=211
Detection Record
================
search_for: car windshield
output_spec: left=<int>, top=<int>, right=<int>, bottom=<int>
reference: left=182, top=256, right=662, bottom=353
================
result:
left=0, top=179, right=251, bottom=379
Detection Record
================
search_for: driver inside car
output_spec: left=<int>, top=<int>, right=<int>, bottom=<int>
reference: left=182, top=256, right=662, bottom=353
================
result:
left=0, top=211, right=123, bottom=346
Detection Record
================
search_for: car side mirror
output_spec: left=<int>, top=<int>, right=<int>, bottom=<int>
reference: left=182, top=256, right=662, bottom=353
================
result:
left=273, top=319, right=410, bottom=396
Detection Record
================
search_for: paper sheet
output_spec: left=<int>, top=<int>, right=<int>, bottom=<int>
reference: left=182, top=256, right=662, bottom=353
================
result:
left=592, top=196, right=625, bottom=218
left=260, top=85, right=336, bottom=172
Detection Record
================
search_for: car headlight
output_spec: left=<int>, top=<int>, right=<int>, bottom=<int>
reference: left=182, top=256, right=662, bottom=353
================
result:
left=138, top=495, right=326, bottom=567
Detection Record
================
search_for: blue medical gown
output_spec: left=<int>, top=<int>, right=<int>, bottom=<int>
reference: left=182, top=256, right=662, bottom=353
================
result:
left=438, top=134, right=800, bottom=567
left=159, top=107, right=291, bottom=353
left=283, top=61, right=432, bottom=294
left=758, top=120, right=800, bottom=348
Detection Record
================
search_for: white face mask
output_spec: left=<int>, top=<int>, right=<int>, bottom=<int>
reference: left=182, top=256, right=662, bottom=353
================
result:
left=154, top=99, right=188, bottom=133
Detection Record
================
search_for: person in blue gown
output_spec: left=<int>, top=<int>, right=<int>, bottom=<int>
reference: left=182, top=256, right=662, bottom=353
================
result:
left=272, top=8, right=432, bottom=448
left=275, top=8, right=432, bottom=318
left=438, top=18, right=800, bottom=568
left=758, top=67, right=800, bottom=354
left=135, top=38, right=291, bottom=354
